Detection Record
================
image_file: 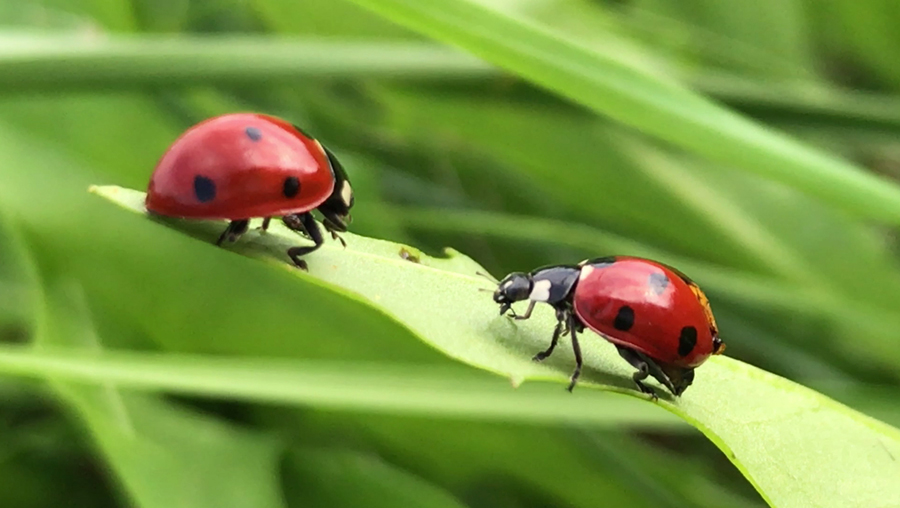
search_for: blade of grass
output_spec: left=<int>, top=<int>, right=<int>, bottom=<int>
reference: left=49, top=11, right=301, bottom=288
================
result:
left=5, top=33, right=900, bottom=135
left=0, top=34, right=494, bottom=91
left=687, top=70, right=900, bottom=131
left=0, top=345, right=679, bottom=427
left=342, top=0, right=900, bottom=223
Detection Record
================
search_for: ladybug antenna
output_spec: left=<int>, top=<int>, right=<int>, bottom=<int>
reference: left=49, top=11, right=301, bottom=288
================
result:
left=475, top=271, right=499, bottom=284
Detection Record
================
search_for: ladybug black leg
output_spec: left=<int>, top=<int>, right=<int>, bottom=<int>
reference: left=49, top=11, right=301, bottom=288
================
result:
left=640, top=354, right=678, bottom=396
left=323, top=218, right=348, bottom=248
left=533, top=320, right=563, bottom=362
left=216, top=220, right=249, bottom=246
left=510, top=301, right=536, bottom=320
left=615, top=346, right=657, bottom=399
left=260, top=217, right=272, bottom=231
left=283, top=213, right=324, bottom=270
left=633, top=367, right=658, bottom=401
left=282, top=215, right=312, bottom=240
left=615, top=346, right=679, bottom=400
left=558, top=309, right=572, bottom=336
left=282, top=214, right=307, bottom=236
left=566, top=313, right=583, bottom=392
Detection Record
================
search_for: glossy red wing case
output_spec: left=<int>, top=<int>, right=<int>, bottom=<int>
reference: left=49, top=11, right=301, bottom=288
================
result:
left=146, top=113, right=334, bottom=219
left=573, top=257, right=717, bottom=367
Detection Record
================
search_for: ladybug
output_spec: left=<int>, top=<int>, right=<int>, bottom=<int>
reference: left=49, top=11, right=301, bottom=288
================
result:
left=145, top=113, right=354, bottom=269
left=492, top=256, right=724, bottom=397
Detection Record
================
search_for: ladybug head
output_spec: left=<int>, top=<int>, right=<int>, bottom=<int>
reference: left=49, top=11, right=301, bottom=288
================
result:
left=658, top=365, right=695, bottom=396
left=712, top=335, right=725, bottom=355
left=494, top=272, right=533, bottom=315
left=318, top=146, right=354, bottom=232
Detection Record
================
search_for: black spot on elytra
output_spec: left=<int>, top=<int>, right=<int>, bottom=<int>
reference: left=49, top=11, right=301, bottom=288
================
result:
left=283, top=176, right=301, bottom=198
left=648, top=271, right=669, bottom=295
left=678, top=326, right=697, bottom=357
left=614, top=306, right=634, bottom=331
left=245, top=126, right=262, bottom=141
left=193, top=175, right=216, bottom=203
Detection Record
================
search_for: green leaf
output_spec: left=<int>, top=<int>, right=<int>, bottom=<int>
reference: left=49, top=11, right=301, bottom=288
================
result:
left=339, top=0, right=900, bottom=225
left=83, top=185, right=900, bottom=508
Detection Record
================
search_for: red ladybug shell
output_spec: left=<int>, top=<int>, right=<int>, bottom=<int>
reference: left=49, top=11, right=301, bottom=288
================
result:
left=146, top=113, right=335, bottom=219
left=573, top=257, right=719, bottom=368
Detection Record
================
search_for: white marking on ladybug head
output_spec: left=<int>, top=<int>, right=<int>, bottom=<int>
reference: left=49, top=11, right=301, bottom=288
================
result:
left=341, top=181, right=353, bottom=207
left=529, top=279, right=552, bottom=302
left=579, top=265, right=595, bottom=280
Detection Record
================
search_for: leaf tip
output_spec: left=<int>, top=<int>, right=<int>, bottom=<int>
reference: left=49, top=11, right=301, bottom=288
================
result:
left=88, top=184, right=122, bottom=199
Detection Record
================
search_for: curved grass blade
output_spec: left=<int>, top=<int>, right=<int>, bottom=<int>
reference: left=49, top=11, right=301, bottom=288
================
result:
left=341, top=0, right=900, bottom=224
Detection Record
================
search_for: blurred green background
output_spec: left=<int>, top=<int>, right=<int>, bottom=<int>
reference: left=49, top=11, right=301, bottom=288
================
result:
left=2, top=0, right=900, bottom=507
